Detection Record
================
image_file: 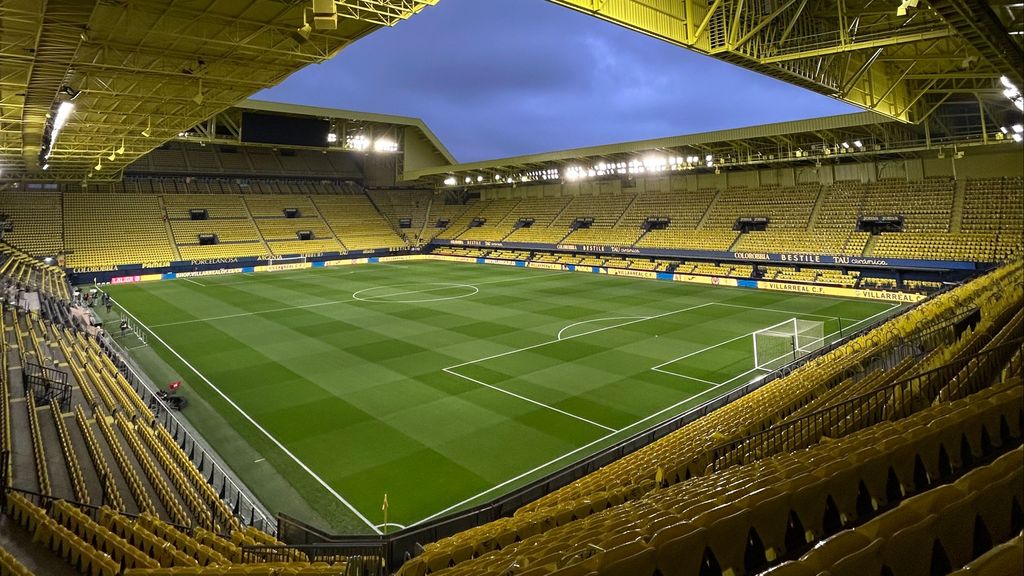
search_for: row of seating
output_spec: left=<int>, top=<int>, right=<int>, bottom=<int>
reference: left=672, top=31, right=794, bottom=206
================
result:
left=0, top=542, right=34, bottom=576
left=405, top=377, right=1023, bottom=575
left=0, top=242, right=71, bottom=301
left=396, top=259, right=1021, bottom=574
left=3, top=301, right=381, bottom=573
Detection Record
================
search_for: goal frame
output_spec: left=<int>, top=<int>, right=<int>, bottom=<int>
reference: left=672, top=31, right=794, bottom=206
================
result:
left=752, top=318, right=826, bottom=371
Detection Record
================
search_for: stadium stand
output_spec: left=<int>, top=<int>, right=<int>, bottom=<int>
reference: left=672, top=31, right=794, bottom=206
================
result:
left=313, top=194, right=406, bottom=251
left=62, top=193, right=177, bottom=269
left=395, top=258, right=1023, bottom=576
left=0, top=243, right=70, bottom=301
left=1, top=295, right=385, bottom=575
left=0, top=191, right=63, bottom=257
left=370, top=189, right=434, bottom=244
left=1, top=176, right=1019, bottom=270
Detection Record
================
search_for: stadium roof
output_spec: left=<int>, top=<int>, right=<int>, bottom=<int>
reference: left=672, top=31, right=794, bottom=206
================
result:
left=403, top=110, right=1019, bottom=186
left=238, top=99, right=455, bottom=167
left=2, top=1, right=1021, bottom=183
left=0, top=0, right=438, bottom=180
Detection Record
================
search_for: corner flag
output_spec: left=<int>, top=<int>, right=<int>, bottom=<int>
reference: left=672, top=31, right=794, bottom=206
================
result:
left=381, top=493, right=390, bottom=534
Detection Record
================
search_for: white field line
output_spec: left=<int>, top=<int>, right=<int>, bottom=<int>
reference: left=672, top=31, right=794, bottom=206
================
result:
left=110, top=295, right=384, bottom=535
left=556, top=317, right=649, bottom=341
left=653, top=302, right=902, bottom=375
left=182, top=278, right=205, bottom=287
left=149, top=271, right=572, bottom=328
left=649, top=368, right=721, bottom=386
left=446, top=302, right=716, bottom=371
left=443, top=368, right=616, bottom=432
left=414, top=300, right=903, bottom=527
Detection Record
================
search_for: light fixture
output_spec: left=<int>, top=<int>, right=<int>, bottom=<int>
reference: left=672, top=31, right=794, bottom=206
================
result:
left=373, top=138, right=397, bottom=153
left=192, top=79, right=204, bottom=106
left=107, top=150, right=117, bottom=161
left=853, top=140, right=863, bottom=149
left=1013, top=133, right=1023, bottom=143
left=294, top=9, right=313, bottom=42
left=841, top=142, right=850, bottom=149
left=1013, top=124, right=1023, bottom=134
left=116, top=138, right=125, bottom=155
left=443, top=176, right=457, bottom=186
left=348, top=134, right=370, bottom=151
left=312, top=0, right=338, bottom=30
left=327, top=132, right=338, bottom=144
left=141, top=117, right=151, bottom=138
left=94, top=157, right=102, bottom=171
left=896, top=0, right=919, bottom=17
left=41, top=163, right=49, bottom=171
left=59, top=85, right=81, bottom=100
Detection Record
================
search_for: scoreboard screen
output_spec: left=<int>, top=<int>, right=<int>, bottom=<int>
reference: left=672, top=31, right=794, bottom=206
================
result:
left=241, top=112, right=330, bottom=147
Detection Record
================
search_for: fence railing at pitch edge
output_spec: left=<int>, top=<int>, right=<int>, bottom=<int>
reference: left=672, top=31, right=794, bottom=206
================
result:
left=706, top=337, right=1023, bottom=472
left=272, top=298, right=914, bottom=569
left=89, top=303, right=277, bottom=536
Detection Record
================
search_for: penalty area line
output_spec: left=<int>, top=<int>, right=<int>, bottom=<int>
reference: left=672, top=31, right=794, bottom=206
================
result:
left=442, top=367, right=616, bottom=432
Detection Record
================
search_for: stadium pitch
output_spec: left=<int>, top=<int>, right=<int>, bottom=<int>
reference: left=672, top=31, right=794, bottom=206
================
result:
left=101, top=260, right=901, bottom=534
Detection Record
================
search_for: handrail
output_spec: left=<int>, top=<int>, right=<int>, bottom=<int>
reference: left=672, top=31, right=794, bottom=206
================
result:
left=707, top=337, right=1023, bottom=472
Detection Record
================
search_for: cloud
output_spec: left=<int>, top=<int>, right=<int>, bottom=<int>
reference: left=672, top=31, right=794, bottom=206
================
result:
left=258, top=0, right=858, bottom=162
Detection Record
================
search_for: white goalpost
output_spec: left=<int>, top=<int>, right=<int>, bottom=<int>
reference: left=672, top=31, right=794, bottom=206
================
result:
left=752, top=318, right=826, bottom=371
left=266, top=255, right=307, bottom=267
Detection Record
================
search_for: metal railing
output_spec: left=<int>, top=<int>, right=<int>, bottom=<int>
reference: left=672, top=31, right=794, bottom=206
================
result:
left=96, top=335, right=277, bottom=535
left=707, top=338, right=1023, bottom=472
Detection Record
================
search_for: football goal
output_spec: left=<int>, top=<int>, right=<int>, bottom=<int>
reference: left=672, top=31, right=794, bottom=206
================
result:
left=753, top=318, right=826, bottom=371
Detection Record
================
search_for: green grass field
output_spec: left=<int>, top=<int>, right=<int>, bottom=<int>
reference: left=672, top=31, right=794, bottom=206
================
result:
left=101, top=260, right=900, bottom=534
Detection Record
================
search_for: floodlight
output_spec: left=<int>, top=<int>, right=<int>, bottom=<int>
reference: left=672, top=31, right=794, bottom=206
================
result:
left=42, top=164, right=49, bottom=171
left=293, top=10, right=313, bottom=42
left=108, top=150, right=117, bottom=161
left=443, top=176, right=457, bottom=186
left=853, top=140, right=863, bottom=148
left=1013, top=133, right=1023, bottom=143
left=1001, top=76, right=1014, bottom=89
left=327, top=132, right=338, bottom=143
left=54, top=101, right=74, bottom=132
left=841, top=142, right=850, bottom=149
left=373, top=138, right=398, bottom=153
left=1013, top=124, right=1023, bottom=133
left=116, top=139, right=125, bottom=155
left=348, top=134, right=370, bottom=151
left=94, top=158, right=102, bottom=171
left=141, top=117, right=151, bottom=138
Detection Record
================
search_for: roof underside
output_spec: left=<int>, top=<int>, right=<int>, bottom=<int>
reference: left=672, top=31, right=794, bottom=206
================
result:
left=1, top=1, right=1021, bottom=182
left=0, top=0, right=438, bottom=180
left=549, top=0, right=1023, bottom=126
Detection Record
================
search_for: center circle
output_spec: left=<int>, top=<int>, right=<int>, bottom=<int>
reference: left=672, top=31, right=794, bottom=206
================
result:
left=351, top=282, right=479, bottom=303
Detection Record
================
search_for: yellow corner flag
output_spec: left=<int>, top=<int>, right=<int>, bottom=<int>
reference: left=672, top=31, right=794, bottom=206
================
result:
left=382, top=493, right=389, bottom=535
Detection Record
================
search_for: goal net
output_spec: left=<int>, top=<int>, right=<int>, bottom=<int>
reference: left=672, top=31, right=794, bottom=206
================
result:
left=266, top=255, right=307, bottom=267
left=753, top=318, right=826, bottom=371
